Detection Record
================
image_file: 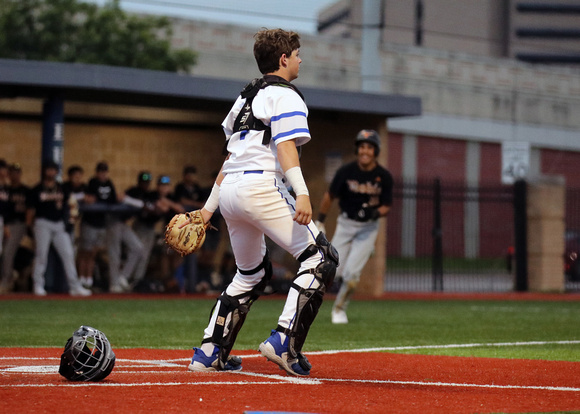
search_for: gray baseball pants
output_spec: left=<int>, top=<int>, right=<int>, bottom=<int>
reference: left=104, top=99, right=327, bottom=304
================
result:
left=331, top=215, right=380, bottom=312
left=32, top=218, right=83, bottom=291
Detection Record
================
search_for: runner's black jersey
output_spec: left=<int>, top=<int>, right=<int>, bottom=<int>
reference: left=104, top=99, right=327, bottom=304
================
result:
left=329, top=162, right=393, bottom=221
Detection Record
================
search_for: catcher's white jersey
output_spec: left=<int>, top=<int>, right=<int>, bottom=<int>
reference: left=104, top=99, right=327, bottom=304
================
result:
left=221, top=85, right=311, bottom=175
left=201, top=83, right=322, bottom=339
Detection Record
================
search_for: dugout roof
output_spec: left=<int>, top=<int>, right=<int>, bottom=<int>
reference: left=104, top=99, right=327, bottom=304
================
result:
left=0, top=59, right=421, bottom=118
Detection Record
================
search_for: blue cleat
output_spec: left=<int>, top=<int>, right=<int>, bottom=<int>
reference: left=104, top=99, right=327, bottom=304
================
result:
left=258, top=330, right=311, bottom=376
left=187, top=346, right=242, bottom=372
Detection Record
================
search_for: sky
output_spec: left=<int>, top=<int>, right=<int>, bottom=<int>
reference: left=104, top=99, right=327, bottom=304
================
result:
left=84, top=0, right=339, bottom=34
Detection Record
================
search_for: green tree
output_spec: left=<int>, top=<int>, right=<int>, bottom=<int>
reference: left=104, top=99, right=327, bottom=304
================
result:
left=0, top=0, right=196, bottom=72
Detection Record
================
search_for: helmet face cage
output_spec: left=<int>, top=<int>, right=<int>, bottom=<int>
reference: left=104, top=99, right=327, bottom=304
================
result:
left=59, top=326, right=116, bottom=382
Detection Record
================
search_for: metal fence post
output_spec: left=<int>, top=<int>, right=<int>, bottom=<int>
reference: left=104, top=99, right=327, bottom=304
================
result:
left=513, top=179, right=528, bottom=291
left=432, top=177, right=443, bottom=291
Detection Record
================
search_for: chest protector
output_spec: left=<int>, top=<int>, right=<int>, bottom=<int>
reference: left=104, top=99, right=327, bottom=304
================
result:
left=232, top=75, right=305, bottom=146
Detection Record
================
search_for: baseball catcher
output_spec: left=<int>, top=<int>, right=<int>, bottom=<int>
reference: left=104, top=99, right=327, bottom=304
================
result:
left=164, top=210, right=211, bottom=256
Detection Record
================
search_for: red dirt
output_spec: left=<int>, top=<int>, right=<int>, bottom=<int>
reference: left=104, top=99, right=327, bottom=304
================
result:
left=1, top=347, right=580, bottom=413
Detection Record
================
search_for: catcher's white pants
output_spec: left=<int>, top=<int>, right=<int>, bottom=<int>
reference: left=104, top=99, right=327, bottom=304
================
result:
left=203, top=171, right=322, bottom=341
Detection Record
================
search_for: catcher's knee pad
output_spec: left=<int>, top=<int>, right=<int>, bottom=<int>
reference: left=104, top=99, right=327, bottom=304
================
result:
left=297, top=231, right=339, bottom=289
left=278, top=232, right=339, bottom=358
left=204, top=251, right=273, bottom=369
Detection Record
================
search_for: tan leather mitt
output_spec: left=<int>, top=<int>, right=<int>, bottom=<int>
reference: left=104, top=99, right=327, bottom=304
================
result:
left=164, top=210, right=209, bottom=256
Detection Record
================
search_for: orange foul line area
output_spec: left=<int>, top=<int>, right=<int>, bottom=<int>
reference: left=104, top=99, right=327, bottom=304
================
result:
left=1, top=347, right=580, bottom=413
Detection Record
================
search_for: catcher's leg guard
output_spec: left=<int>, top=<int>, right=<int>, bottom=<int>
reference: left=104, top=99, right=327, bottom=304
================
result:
left=203, top=251, right=273, bottom=370
left=278, top=232, right=339, bottom=367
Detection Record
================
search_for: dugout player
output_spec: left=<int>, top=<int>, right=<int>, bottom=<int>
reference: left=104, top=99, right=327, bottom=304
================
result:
left=26, top=161, right=91, bottom=297
left=0, top=163, right=29, bottom=293
left=187, top=28, right=338, bottom=376
left=78, top=161, right=118, bottom=290
left=316, top=130, right=393, bottom=324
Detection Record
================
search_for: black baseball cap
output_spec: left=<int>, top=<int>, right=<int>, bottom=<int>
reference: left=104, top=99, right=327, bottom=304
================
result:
left=9, top=163, right=22, bottom=172
left=42, top=160, right=59, bottom=172
left=183, top=165, right=197, bottom=175
left=96, top=161, right=109, bottom=172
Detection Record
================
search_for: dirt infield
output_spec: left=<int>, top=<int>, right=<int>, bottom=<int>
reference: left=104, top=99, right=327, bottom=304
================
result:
left=2, top=347, right=580, bottom=413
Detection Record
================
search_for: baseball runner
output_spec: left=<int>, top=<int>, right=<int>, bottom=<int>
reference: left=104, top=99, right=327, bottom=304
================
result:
left=316, top=130, right=393, bottom=324
left=187, top=28, right=338, bottom=376
left=26, top=161, right=91, bottom=297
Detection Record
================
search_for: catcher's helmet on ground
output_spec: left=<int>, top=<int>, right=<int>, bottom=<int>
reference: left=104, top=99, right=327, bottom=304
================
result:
left=59, top=326, right=116, bottom=382
left=355, top=129, right=381, bottom=155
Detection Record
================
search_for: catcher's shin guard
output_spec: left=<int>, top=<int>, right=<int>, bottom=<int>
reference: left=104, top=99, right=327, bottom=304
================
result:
left=279, top=232, right=339, bottom=361
left=203, top=251, right=273, bottom=369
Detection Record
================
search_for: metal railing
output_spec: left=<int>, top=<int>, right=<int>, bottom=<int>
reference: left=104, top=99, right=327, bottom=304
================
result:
left=386, top=178, right=515, bottom=292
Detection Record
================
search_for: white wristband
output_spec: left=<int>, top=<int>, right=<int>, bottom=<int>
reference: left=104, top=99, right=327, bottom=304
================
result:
left=204, top=183, right=220, bottom=213
left=285, top=166, right=309, bottom=196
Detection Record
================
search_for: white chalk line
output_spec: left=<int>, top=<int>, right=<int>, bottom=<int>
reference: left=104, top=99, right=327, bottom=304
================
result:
left=3, top=381, right=307, bottom=388
left=2, top=339, right=579, bottom=363
left=319, top=378, right=580, bottom=393
left=304, top=339, right=580, bottom=356
left=2, top=340, right=579, bottom=391
left=3, top=376, right=579, bottom=392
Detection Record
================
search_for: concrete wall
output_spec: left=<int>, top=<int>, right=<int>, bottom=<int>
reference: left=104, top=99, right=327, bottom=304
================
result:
left=170, top=18, right=580, bottom=137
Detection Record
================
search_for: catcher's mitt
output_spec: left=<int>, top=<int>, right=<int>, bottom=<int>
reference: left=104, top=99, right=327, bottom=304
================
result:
left=164, top=210, right=210, bottom=256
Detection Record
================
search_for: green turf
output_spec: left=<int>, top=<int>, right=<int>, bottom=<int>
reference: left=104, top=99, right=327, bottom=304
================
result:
left=0, top=297, right=579, bottom=361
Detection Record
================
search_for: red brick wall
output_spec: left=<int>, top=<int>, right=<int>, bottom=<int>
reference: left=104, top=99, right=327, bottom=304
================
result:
left=479, top=142, right=502, bottom=185
left=541, top=149, right=580, bottom=188
left=479, top=142, right=513, bottom=257
left=416, top=136, right=466, bottom=181
left=416, top=137, right=466, bottom=257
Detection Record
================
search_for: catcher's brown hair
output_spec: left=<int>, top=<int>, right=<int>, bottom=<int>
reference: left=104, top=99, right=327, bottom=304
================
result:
left=253, top=28, right=301, bottom=75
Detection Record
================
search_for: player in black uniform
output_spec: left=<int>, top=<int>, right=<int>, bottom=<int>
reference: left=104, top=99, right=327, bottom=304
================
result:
left=61, top=165, right=86, bottom=243
left=174, top=165, right=204, bottom=211
left=78, top=161, right=117, bottom=290
left=0, top=164, right=29, bottom=293
left=26, top=161, right=91, bottom=296
left=316, top=130, right=393, bottom=324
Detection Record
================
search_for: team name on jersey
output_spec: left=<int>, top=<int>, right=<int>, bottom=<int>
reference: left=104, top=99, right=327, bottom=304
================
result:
left=346, top=179, right=382, bottom=196
left=40, top=191, right=64, bottom=202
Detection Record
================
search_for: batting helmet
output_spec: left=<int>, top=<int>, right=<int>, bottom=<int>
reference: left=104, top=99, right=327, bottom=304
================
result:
left=59, top=326, right=116, bottom=382
left=355, top=129, right=380, bottom=155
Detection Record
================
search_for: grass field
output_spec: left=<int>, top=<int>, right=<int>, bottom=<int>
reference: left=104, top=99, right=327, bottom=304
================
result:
left=1, top=295, right=579, bottom=362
